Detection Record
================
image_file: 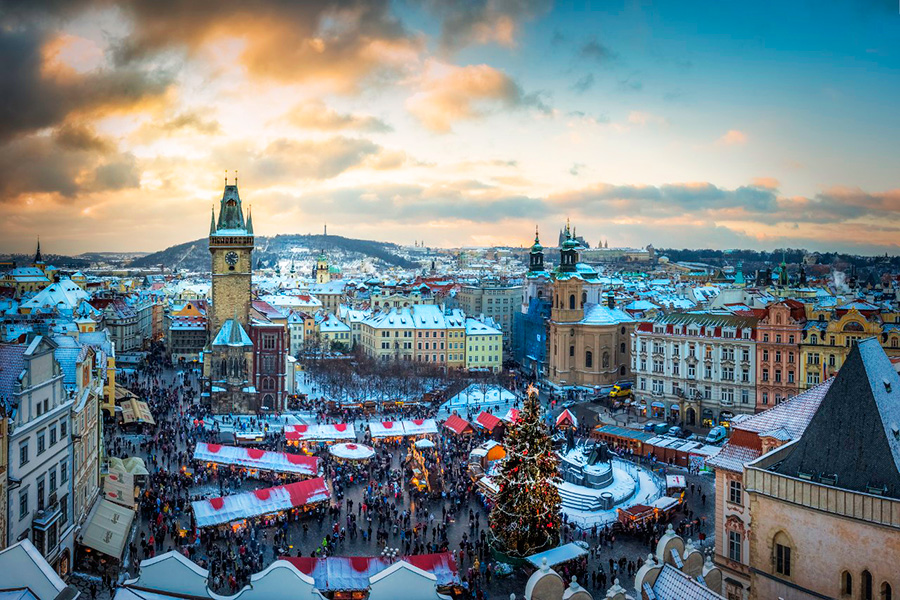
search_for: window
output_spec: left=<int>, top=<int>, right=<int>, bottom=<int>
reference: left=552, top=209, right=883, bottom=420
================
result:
left=882, top=582, right=892, bottom=600
left=59, top=494, right=67, bottom=527
left=762, top=392, right=769, bottom=405
left=728, top=531, right=742, bottom=562
left=262, top=335, right=276, bottom=350
left=688, top=364, right=696, bottom=379
left=585, top=351, right=593, bottom=368
left=19, top=490, right=28, bottom=520
left=19, top=442, right=29, bottom=467
left=762, top=369, right=769, bottom=382
left=49, top=468, right=57, bottom=492
left=37, top=478, right=45, bottom=511
left=763, top=349, right=769, bottom=362
left=863, top=571, right=873, bottom=600
left=774, top=533, right=791, bottom=576
left=741, top=389, right=750, bottom=404
left=729, top=480, right=742, bottom=504
left=569, top=345, right=574, bottom=357
left=569, top=295, right=575, bottom=310
left=60, top=460, right=68, bottom=484
left=841, top=571, right=853, bottom=596
left=60, top=421, right=67, bottom=438
left=763, top=333, right=770, bottom=342
left=50, top=427, right=57, bottom=446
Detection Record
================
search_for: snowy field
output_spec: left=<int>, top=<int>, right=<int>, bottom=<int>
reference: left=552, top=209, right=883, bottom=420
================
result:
left=439, top=384, right=519, bottom=417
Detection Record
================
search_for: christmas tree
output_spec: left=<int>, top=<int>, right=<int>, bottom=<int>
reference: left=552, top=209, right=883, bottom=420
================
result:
left=489, top=384, right=562, bottom=558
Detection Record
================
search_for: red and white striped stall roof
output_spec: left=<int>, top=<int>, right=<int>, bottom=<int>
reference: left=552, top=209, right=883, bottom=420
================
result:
left=284, top=423, right=356, bottom=442
left=192, top=477, right=330, bottom=528
left=193, top=443, right=319, bottom=476
left=368, top=421, right=402, bottom=438
left=401, top=418, right=438, bottom=436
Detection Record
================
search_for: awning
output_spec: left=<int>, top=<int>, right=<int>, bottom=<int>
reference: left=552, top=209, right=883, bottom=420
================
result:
left=651, top=401, right=665, bottom=409
left=368, top=421, right=402, bottom=438
left=329, top=443, right=375, bottom=461
left=104, top=469, right=135, bottom=506
left=401, top=419, right=438, bottom=436
left=442, top=414, right=473, bottom=435
left=475, top=412, right=502, bottom=432
left=79, top=498, right=135, bottom=559
left=191, top=477, right=330, bottom=528
left=666, top=475, right=686, bottom=489
left=193, top=443, right=319, bottom=476
left=524, top=542, right=589, bottom=568
left=284, top=423, right=355, bottom=442
left=120, top=399, right=155, bottom=425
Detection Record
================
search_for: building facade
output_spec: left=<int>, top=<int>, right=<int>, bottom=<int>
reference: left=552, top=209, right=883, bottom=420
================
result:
left=547, top=224, right=633, bottom=389
left=1, top=336, right=76, bottom=576
left=456, top=283, right=522, bottom=345
left=755, top=300, right=805, bottom=411
left=632, top=313, right=758, bottom=426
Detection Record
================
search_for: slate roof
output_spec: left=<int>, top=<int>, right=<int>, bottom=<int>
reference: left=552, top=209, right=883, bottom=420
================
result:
left=0, top=344, right=28, bottom=403
left=581, top=303, right=635, bottom=326
left=212, top=319, right=253, bottom=347
left=651, top=563, right=726, bottom=600
left=771, top=338, right=900, bottom=498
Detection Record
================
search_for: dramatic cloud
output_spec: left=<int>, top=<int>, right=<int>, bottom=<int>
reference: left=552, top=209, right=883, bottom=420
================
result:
left=210, top=136, right=383, bottom=183
left=427, top=0, right=552, bottom=49
left=406, top=62, right=547, bottom=132
left=111, top=0, right=422, bottom=92
left=284, top=100, right=391, bottom=132
left=0, top=26, right=174, bottom=142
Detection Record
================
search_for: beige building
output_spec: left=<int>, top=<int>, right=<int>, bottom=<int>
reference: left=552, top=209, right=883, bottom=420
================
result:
left=745, top=339, right=899, bottom=600
left=547, top=226, right=634, bottom=388
left=456, top=283, right=522, bottom=344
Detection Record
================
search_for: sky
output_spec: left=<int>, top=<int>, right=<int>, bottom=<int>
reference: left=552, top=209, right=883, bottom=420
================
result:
left=1, top=0, right=898, bottom=255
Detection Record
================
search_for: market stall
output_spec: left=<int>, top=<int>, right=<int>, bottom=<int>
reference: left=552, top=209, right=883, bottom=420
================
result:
left=442, top=414, right=474, bottom=436
left=77, top=498, right=135, bottom=569
left=555, top=409, right=578, bottom=429
left=193, top=443, right=320, bottom=478
left=285, top=423, right=356, bottom=451
left=120, top=398, right=155, bottom=428
left=401, top=418, right=438, bottom=438
left=368, top=420, right=404, bottom=442
left=474, top=411, right=504, bottom=437
left=501, top=408, right=520, bottom=424
left=191, top=477, right=330, bottom=528
left=329, top=443, right=375, bottom=461
left=524, top=542, right=589, bottom=570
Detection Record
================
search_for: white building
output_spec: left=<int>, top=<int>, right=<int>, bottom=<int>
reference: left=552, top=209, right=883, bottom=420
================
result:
left=632, top=313, right=758, bottom=427
left=1, top=336, right=76, bottom=576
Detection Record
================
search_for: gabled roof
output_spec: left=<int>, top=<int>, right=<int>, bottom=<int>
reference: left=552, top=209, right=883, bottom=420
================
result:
left=0, top=539, right=72, bottom=600
left=212, top=319, right=253, bottom=347
left=771, top=338, right=900, bottom=497
left=0, top=344, right=28, bottom=402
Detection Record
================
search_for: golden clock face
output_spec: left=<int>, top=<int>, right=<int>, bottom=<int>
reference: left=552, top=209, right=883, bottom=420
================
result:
left=225, top=251, right=239, bottom=266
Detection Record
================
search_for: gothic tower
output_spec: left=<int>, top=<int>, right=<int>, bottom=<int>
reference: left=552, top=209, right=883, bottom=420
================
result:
left=209, top=182, right=254, bottom=335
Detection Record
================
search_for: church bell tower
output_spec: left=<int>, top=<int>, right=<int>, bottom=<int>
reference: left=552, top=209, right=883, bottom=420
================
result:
left=209, top=179, right=254, bottom=335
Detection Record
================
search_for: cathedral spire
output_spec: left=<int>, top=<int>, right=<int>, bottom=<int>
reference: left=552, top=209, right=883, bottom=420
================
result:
left=246, top=205, right=253, bottom=234
left=209, top=204, right=216, bottom=235
left=34, top=237, right=42, bottom=263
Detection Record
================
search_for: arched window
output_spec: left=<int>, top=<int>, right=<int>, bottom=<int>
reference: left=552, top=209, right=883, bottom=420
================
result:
left=602, top=352, right=610, bottom=368
left=620, top=342, right=626, bottom=353
left=843, top=321, right=865, bottom=333
left=581, top=291, right=587, bottom=307
left=585, top=351, right=593, bottom=368
left=810, top=334, right=818, bottom=345
left=842, top=572, right=853, bottom=596
left=882, top=582, right=892, bottom=600
left=537, top=290, right=543, bottom=299
left=864, top=571, right=874, bottom=600
left=773, top=532, right=792, bottom=577
left=569, top=294, right=576, bottom=310
left=620, top=365, right=626, bottom=375
left=569, top=345, right=575, bottom=357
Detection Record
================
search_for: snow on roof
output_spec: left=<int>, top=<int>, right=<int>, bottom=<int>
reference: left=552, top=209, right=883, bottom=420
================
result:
left=194, top=443, right=319, bottom=476
left=20, top=279, right=88, bottom=311
left=0, top=539, right=68, bottom=600
left=191, top=478, right=330, bottom=527
left=525, top=542, right=589, bottom=568
left=211, top=319, right=253, bottom=347
left=581, top=303, right=635, bottom=325
left=284, top=423, right=356, bottom=442
left=465, top=318, right=501, bottom=335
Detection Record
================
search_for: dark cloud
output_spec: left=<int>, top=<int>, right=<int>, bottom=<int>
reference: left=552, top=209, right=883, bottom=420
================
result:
left=160, top=112, right=221, bottom=134
left=0, top=128, right=141, bottom=199
left=579, top=38, right=616, bottom=63
left=108, top=0, right=418, bottom=90
left=0, top=25, right=174, bottom=142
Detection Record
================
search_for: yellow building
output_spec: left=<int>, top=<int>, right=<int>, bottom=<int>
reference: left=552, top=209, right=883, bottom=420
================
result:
left=315, top=313, right=352, bottom=350
left=465, top=318, right=503, bottom=373
left=799, top=301, right=900, bottom=389
left=359, top=308, right=416, bottom=362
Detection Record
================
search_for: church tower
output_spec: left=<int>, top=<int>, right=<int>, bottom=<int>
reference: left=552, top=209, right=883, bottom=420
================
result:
left=528, top=226, right=545, bottom=274
left=209, top=181, right=254, bottom=335
left=315, top=251, right=331, bottom=284
left=551, top=221, right=585, bottom=323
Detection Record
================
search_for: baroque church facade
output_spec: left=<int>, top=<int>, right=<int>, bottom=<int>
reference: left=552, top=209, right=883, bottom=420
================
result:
left=202, top=182, right=287, bottom=414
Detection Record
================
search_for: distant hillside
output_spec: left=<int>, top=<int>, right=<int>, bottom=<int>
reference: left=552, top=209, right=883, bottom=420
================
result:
left=128, top=234, right=418, bottom=272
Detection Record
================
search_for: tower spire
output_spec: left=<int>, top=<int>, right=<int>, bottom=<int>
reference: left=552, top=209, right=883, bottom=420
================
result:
left=534, top=224, right=540, bottom=244
left=34, top=237, right=42, bottom=263
left=210, top=204, right=216, bottom=235
left=246, top=205, right=253, bottom=235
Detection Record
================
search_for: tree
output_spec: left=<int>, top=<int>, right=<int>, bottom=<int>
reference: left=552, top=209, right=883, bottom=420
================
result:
left=489, top=385, right=562, bottom=558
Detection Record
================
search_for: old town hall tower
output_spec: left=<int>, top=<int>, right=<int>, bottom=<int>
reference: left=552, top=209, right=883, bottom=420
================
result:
left=204, top=180, right=257, bottom=414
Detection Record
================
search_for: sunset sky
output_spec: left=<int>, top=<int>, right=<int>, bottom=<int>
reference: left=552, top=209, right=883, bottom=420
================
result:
left=1, top=0, right=898, bottom=255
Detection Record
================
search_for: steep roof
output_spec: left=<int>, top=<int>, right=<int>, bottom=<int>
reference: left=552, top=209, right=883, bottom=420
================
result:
left=212, top=319, right=253, bottom=347
left=0, top=344, right=28, bottom=403
left=771, top=338, right=900, bottom=497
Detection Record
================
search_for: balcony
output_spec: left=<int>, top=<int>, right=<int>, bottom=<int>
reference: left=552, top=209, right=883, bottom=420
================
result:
left=32, top=499, right=63, bottom=563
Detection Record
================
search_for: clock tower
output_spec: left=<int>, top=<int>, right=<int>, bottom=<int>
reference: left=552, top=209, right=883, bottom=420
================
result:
left=209, top=182, right=254, bottom=335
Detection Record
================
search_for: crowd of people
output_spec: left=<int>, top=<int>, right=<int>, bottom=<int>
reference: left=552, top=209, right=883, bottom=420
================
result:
left=93, top=345, right=712, bottom=599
